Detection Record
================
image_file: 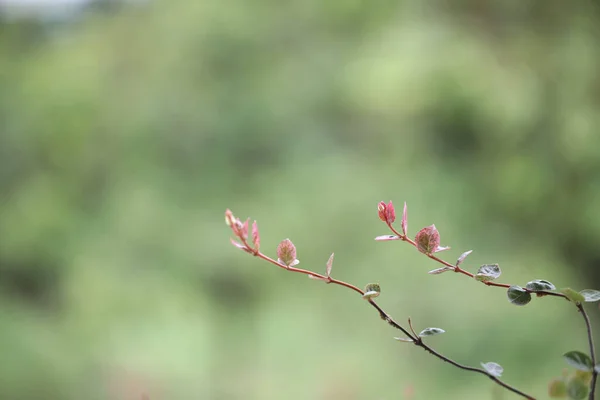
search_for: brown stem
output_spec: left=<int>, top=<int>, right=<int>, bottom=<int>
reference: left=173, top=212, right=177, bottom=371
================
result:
left=231, top=231, right=535, bottom=399
left=385, top=223, right=569, bottom=300
left=577, top=304, right=597, bottom=400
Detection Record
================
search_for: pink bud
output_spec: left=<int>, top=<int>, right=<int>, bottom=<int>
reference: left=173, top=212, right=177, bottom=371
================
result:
left=252, top=221, right=260, bottom=252
left=386, top=201, right=396, bottom=223
left=241, top=219, right=249, bottom=240
left=377, top=201, right=387, bottom=222
left=277, top=238, right=297, bottom=267
left=225, top=209, right=235, bottom=226
left=415, top=225, right=441, bottom=255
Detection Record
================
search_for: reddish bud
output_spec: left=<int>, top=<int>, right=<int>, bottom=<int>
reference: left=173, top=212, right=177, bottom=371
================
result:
left=386, top=201, right=396, bottom=223
left=377, top=201, right=387, bottom=222
left=252, top=221, right=260, bottom=252
left=241, top=218, right=249, bottom=240
left=277, top=238, right=297, bottom=267
left=225, top=209, right=236, bottom=226
left=415, top=225, right=441, bottom=255
left=401, top=202, right=408, bottom=236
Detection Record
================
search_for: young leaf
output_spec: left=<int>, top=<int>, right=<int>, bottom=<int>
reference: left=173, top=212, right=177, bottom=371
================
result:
left=456, top=250, right=473, bottom=266
left=386, top=201, right=396, bottom=223
left=428, top=266, right=454, bottom=275
left=481, top=362, right=503, bottom=377
left=362, top=283, right=381, bottom=300
left=525, top=279, right=556, bottom=291
left=579, top=289, right=600, bottom=302
left=419, top=327, right=445, bottom=337
left=548, top=378, right=567, bottom=398
left=374, top=235, right=400, bottom=241
left=507, top=285, right=532, bottom=306
left=563, top=351, right=593, bottom=371
left=401, top=202, right=408, bottom=236
left=566, top=376, right=589, bottom=400
left=326, top=253, right=334, bottom=277
left=434, top=245, right=451, bottom=253
left=561, top=288, right=585, bottom=303
left=308, top=274, right=327, bottom=282
left=574, top=370, right=593, bottom=385
left=394, top=337, right=414, bottom=343
left=475, top=264, right=501, bottom=282
left=277, top=239, right=297, bottom=267
left=415, top=225, right=441, bottom=255
left=377, top=201, right=387, bottom=222
left=252, top=220, right=260, bottom=251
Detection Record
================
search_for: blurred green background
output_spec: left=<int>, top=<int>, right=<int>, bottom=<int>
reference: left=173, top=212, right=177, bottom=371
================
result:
left=1, top=0, right=600, bottom=399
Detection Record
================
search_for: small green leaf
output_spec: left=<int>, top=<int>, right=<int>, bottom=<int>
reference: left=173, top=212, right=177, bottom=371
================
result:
left=362, top=283, right=380, bottom=300
left=525, top=279, right=556, bottom=291
left=548, top=378, right=567, bottom=398
left=561, top=288, right=585, bottom=303
left=564, top=351, right=593, bottom=371
left=418, top=327, right=445, bottom=337
left=475, top=264, right=501, bottom=282
left=481, top=362, right=503, bottom=377
left=394, top=337, right=414, bottom=343
left=507, top=285, right=532, bottom=306
left=574, top=370, right=593, bottom=385
left=579, top=289, right=600, bottom=302
left=566, top=376, right=589, bottom=399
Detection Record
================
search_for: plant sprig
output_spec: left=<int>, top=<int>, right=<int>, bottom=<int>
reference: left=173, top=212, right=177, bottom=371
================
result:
left=225, top=208, right=536, bottom=399
left=225, top=202, right=599, bottom=399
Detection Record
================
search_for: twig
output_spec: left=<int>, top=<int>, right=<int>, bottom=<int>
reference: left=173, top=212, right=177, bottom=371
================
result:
left=577, top=303, right=597, bottom=400
left=225, top=209, right=536, bottom=400
left=385, top=222, right=569, bottom=300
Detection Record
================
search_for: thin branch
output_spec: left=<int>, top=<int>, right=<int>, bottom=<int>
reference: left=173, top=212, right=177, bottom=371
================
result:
left=385, top=223, right=569, bottom=300
left=225, top=211, right=536, bottom=399
left=577, top=304, right=597, bottom=400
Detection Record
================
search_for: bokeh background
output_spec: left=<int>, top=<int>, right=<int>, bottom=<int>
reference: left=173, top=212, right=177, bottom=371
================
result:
left=1, top=0, right=600, bottom=399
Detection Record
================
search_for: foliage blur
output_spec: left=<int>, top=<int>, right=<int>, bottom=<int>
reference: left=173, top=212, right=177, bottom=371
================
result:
left=1, top=0, right=599, bottom=399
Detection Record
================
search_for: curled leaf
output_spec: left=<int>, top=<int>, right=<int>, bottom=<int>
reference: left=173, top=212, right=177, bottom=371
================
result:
left=386, top=201, right=396, bottom=223
left=475, top=264, right=501, bottom=282
left=418, top=327, right=445, bottom=337
left=377, top=201, right=387, bottom=222
left=374, top=235, right=400, bottom=241
left=481, top=362, right=503, bottom=377
left=525, top=279, right=556, bottom=291
left=225, top=209, right=235, bottom=226
left=428, top=266, right=454, bottom=275
left=579, top=289, right=600, bottom=302
left=252, top=221, right=260, bottom=252
left=434, top=246, right=451, bottom=253
left=241, top=218, right=249, bottom=240
left=456, top=250, right=473, bottom=266
left=394, top=337, right=414, bottom=343
left=362, top=283, right=381, bottom=300
left=326, top=253, right=334, bottom=277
